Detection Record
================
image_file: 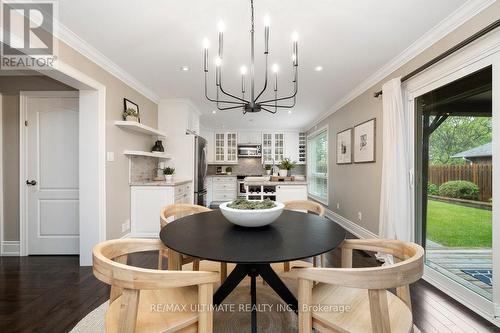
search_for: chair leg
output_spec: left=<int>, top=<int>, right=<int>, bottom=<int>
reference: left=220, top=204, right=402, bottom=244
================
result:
left=193, top=259, right=200, bottom=271
left=313, top=256, right=318, bottom=267
left=158, top=249, right=164, bottom=270
left=284, top=262, right=290, bottom=272
left=117, top=289, right=140, bottom=333
left=198, top=283, right=214, bottom=333
left=298, top=278, right=313, bottom=333
left=220, top=263, right=227, bottom=282
left=368, top=289, right=391, bottom=333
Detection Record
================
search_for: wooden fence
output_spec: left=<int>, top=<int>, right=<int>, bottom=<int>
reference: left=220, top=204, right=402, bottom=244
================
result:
left=428, top=164, right=492, bottom=202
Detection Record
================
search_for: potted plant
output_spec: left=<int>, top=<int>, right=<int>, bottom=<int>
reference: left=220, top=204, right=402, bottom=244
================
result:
left=278, top=158, right=296, bottom=177
left=264, top=164, right=272, bottom=175
left=123, top=107, right=139, bottom=122
left=163, top=167, right=175, bottom=182
left=226, top=166, right=232, bottom=175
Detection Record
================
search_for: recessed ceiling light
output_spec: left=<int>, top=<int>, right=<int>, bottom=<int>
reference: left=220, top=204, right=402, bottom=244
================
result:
left=288, top=110, right=292, bottom=114
left=314, top=66, right=323, bottom=72
left=180, top=66, right=190, bottom=71
left=212, top=110, right=216, bottom=114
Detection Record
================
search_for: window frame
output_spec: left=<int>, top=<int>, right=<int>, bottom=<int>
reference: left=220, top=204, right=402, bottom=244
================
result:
left=307, top=125, right=329, bottom=205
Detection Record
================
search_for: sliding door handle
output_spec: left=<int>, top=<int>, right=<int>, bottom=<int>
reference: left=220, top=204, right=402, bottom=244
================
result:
left=26, top=180, right=37, bottom=186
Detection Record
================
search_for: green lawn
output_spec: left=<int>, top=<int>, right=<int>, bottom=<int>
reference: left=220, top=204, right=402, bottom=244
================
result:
left=427, top=200, right=492, bottom=248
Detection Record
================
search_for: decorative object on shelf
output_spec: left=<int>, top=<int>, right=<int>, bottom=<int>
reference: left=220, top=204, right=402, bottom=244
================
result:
left=202, top=0, right=299, bottom=114
left=226, top=166, right=232, bottom=175
left=336, top=128, right=352, bottom=164
left=220, top=199, right=284, bottom=227
left=123, top=98, right=140, bottom=122
left=264, top=164, right=272, bottom=175
left=278, top=158, right=296, bottom=177
left=354, top=118, right=376, bottom=163
left=163, top=167, right=175, bottom=182
left=151, top=140, right=165, bottom=153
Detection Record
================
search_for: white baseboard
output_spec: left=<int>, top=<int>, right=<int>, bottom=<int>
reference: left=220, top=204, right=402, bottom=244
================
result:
left=324, top=209, right=378, bottom=239
left=1, top=241, right=20, bottom=256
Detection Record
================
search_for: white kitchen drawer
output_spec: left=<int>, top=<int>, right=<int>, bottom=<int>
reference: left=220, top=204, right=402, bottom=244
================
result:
left=212, top=177, right=236, bottom=183
left=213, top=183, right=237, bottom=191
left=213, top=192, right=236, bottom=201
left=175, top=183, right=191, bottom=196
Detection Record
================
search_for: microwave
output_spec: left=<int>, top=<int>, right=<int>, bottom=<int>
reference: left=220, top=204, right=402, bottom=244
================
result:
left=238, top=144, right=262, bottom=157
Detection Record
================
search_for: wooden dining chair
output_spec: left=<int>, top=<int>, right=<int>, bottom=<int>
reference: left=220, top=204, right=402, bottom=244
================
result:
left=291, top=239, right=424, bottom=333
left=283, top=200, right=326, bottom=271
left=93, top=238, right=219, bottom=333
left=159, top=204, right=228, bottom=282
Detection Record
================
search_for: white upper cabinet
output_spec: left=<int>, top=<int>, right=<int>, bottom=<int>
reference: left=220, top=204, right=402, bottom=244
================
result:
left=261, top=132, right=285, bottom=164
left=284, top=132, right=300, bottom=163
left=238, top=131, right=262, bottom=144
left=214, top=132, right=238, bottom=164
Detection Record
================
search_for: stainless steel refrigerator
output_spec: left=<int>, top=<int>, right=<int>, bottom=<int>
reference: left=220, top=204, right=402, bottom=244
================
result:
left=194, top=136, right=208, bottom=206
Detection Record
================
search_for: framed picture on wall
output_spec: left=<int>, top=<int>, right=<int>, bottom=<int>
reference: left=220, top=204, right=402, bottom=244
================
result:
left=354, top=118, right=376, bottom=163
left=123, top=98, right=140, bottom=123
left=336, top=128, right=352, bottom=164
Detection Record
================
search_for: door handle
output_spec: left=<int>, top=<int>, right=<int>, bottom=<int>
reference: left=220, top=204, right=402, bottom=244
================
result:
left=26, top=180, right=37, bottom=186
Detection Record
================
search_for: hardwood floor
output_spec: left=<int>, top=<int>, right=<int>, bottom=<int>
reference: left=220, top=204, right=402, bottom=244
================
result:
left=0, top=249, right=498, bottom=333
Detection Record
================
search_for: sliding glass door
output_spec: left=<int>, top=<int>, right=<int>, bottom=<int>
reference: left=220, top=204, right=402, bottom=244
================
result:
left=408, top=32, right=500, bottom=323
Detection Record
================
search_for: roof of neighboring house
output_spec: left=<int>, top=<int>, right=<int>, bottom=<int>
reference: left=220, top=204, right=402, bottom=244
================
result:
left=452, top=142, right=492, bottom=159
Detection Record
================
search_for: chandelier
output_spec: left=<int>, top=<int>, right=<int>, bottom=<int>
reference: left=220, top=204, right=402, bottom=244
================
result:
left=202, top=0, right=299, bottom=114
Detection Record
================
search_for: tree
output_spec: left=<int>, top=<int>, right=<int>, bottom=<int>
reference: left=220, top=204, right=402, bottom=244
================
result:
left=429, top=116, right=491, bottom=165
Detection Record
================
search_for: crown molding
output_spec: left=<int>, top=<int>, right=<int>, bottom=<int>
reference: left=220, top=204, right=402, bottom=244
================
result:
left=55, top=22, right=160, bottom=103
left=306, top=0, right=496, bottom=131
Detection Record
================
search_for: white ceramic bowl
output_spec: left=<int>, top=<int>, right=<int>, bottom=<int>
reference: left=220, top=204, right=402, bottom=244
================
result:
left=219, top=201, right=285, bottom=227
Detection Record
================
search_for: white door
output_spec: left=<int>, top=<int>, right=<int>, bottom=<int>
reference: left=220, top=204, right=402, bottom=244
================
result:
left=24, top=92, right=79, bottom=254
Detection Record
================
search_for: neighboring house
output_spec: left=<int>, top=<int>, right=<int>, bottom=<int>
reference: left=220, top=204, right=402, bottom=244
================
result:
left=452, top=142, right=492, bottom=165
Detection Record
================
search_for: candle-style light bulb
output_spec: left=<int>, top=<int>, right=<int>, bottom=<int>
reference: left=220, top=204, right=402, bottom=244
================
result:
left=272, top=63, right=279, bottom=91
left=264, top=15, right=270, bottom=54
left=240, top=66, right=247, bottom=93
left=203, top=38, right=209, bottom=72
left=291, top=31, right=299, bottom=66
left=217, top=21, right=225, bottom=59
left=215, top=57, right=222, bottom=67
left=215, top=57, right=222, bottom=86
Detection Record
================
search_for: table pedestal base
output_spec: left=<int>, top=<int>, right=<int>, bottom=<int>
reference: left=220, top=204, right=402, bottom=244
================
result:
left=213, top=264, right=298, bottom=333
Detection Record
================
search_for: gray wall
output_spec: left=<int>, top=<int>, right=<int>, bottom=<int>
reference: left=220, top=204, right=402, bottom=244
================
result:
left=309, top=2, right=500, bottom=235
left=0, top=75, right=76, bottom=241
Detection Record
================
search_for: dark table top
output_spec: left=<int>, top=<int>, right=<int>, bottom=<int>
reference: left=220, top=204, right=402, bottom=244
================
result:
left=160, top=210, right=346, bottom=264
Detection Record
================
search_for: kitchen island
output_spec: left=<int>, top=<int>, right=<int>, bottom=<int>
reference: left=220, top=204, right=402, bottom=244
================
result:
left=243, top=177, right=308, bottom=202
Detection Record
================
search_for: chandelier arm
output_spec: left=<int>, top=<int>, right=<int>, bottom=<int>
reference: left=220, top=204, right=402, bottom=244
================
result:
left=204, top=73, right=245, bottom=104
left=218, top=81, right=250, bottom=103
left=261, top=106, right=277, bottom=114
left=259, top=101, right=295, bottom=108
left=259, top=74, right=298, bottom=104
left=254, top=54, right=269, bottom=102
left=217, top=104, right=246, bottom=111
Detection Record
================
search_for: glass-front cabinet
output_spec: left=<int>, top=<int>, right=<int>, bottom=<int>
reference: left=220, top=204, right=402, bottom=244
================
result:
left=261, top=132, right=285, bottom=165
left=214, top=132, right=238, bottom=164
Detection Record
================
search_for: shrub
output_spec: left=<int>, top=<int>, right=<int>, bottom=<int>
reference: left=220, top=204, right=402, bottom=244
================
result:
left=427, top=183, right=439, bottom=196
left=438, top=180, right=479, bottom=200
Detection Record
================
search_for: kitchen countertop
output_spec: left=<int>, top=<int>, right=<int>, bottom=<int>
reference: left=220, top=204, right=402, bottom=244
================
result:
left=130, top=179, right=192, bottom=186
left=207, top=174, right=237, bottom=177
left=244, top=180, right=308, bottom=185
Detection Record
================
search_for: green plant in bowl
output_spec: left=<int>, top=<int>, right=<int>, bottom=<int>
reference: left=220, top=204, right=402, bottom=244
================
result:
left=227, top=198, right=276, bottom=210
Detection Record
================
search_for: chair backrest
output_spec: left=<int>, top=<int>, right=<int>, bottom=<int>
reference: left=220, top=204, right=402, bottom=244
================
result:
left=93, top=238, right=219, bottom=290
left=283, top=200, right=325, bottom=217
left=296, top=239, right=424, bottom=290
left=160, top=204, right=211, bottom=228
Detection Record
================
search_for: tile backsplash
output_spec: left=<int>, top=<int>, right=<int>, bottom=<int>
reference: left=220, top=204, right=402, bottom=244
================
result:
left=207, top=158, right=306, bottom=175
left=129, top=156, right=159, bottom=183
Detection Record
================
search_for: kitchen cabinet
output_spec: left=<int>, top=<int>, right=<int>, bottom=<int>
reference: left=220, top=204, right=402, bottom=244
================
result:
left=210, top=176, right=237, bottom=202
left=214, top=132, right=238, bottom=164
left=276, top=184, right=308, bottom=202
left=238, top=131, right=261, bottom=144
left=284, top=132, right=306, bottom=165
left=130, top=183, right=192, bottom=237
left=262, top=132, right=285, bottom=164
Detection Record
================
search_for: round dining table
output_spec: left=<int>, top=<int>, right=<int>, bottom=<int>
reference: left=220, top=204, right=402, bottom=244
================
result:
left=160, top=209, right=346, bottom=333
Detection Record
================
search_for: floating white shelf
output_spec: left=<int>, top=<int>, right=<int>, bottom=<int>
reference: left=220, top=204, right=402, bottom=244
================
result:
left=123, top=150, right=172, bottom=159
left=114, top=121, right=166, bottom=138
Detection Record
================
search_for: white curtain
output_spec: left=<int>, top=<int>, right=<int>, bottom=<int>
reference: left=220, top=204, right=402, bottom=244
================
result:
left=377, top=77, right=411, bottom=263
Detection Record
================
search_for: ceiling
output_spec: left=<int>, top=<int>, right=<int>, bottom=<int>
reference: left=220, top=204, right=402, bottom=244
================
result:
left=57, top=0, right=469, bottom=130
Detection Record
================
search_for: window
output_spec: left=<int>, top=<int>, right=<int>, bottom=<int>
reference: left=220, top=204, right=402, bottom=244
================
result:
left=307, top=126, right=328, bottom=204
